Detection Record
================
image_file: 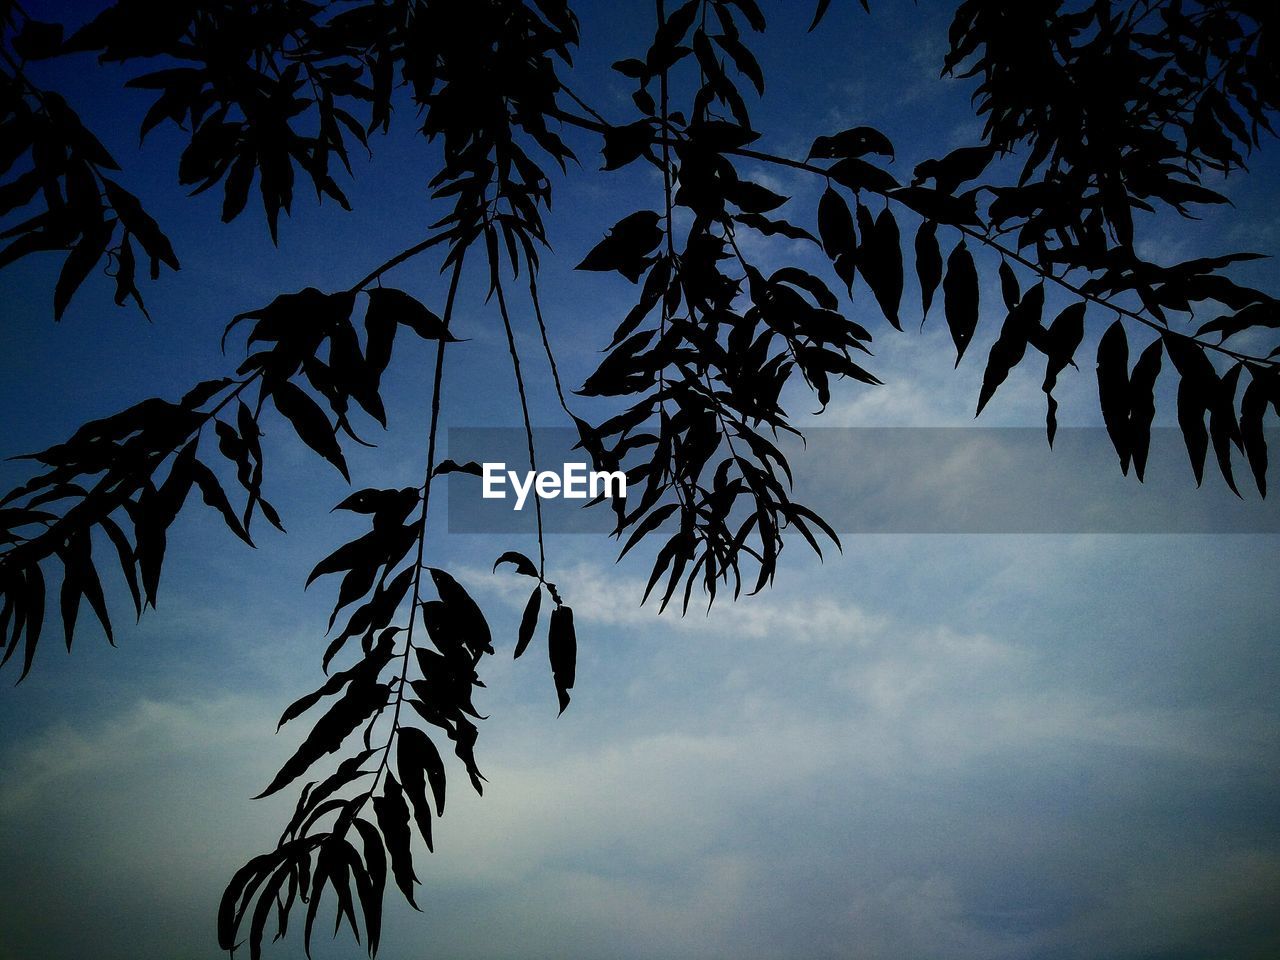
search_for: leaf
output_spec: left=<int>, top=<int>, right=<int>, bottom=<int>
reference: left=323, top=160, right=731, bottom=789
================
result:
left=914, top=221, right=942, bottom=322
left=397, top=727, right=443, bottom=852
left=365, top=288, right=460, bottom=342
left=912, top=145, right=996, bottom=194
left=817, top=188, right=855, bottom=261
left=618, top=501, right=680, bottom=559
left=1164, top=334, right=1223, bottom=487
left=1096, top=320, right=1133, bottom=474
left=942, top=241, right=978, bottom=364
left=13, top=19, right=63, bottom=60
left=428, top=568, right=493, bottom=658
left=350, top=821, right=387, bottom=957
left=256, top=676, right=387, bottom=798
left=277, top=635, right=392, bottom=730
left=770, top=267, right=838, bottom=310
left=548, top=604, right=577, bottom=715
left=612, top=58, right=648, bottom=79
left=601, top=120, right=654, bottom=171
left=433, top=459, right=483, bottom=477
left=63, top=539, right=105, bottom=650
left=1177, top=375, right=1210, bottom=486
left=372, top=773, right=419, bottom=909
left=726, top=180, right=787, bottom=213
left=733, top=212, right=819, bottom=244
left=998, top=260, right=1020, bottom=311
left=248, top=862, right=292, bottom=960
left=493, top=551, right=538, bottom=578
left=219, top=848, right=295, bottom=952
left=575, top=211, right=663, bottom=283
left=54, top=218, right=114, bottom=321
left=889, top=186, right=982, bottom=227
left=102, top=179, right=178, bottom=270
left=190, top=459, right=254, bottom=546
left=1195, top=301, right=1280, bottom=342
left=293, top=750, right=375, bottom=836
left=808, top=0, right=833, bottom=31
left=334, top=487, right=418, bottom=518
left=1240, top=374, right=1270, bottom=497
left=712, top=31, right=765, bottom=95
left=862, top=207, right=903, bottom=330
left=99, top=516, right=142, bottom=617
left=825, top=157, right=900, bottom=194
left=809, top=126, right=894, bottom=160
left=977, top=283, right=1043, bottom=416
left=1039, top=303, right=1087, bottom=446
left=515, top=586, right=541, bottom=660
left=1128, top=339, right=1164, bottom=481
left=221, top=148, right=256, bottom=223
left=272, top=381, right=350, bottom=480
left=725, top=0, right=766, bottom=31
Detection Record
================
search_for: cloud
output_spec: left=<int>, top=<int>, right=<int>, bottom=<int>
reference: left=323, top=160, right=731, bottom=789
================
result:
left=3, top=532, right=1279, bottom=960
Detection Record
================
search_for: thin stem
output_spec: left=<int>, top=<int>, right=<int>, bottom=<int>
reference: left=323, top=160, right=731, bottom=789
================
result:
left=349, top=234, right=446, bottom=293
left=358, top=250, right=466, bottom=812
left=560, top=83, right=609, bottom=127
left=528, top=270, right=573, bottom=417
left=493, top=246, right=548, bottom=578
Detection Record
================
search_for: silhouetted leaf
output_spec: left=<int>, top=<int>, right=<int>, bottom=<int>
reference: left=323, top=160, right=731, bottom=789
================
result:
left=397, top=727, right=444, bottom=852
left=1038, top=303, right=1087, bottom=446
left=1165, top=333, right=1223, bottom=487
left=372, top=773, right=418, bottom=909
left=1128, top=339, right=1164, bottom=481
left=53, top=217, right=114, bottom=321
left=861, top=206, right=903, bottom=330
left=366, top=288, right=460, bottom=342
left=1097, top=320, right=1132, bottom=474
left=977, top=283, right=1043, bottom=415
left=914, top=221, right=942, bottom=322
left=576, top=211, right=663, bottom=283
left=1240, top=374, right=1270, bottom=497
left=515, top=585, right=541, bottom=660
left=273, top=381, right=350, bottom=480
left=889, top=186, right=981, bottom=227
left=256, top=676, right=387, bottom=798
left=548, top=604, right=577, bottom=714
left=942, top=241, right=978, bottom=364
left=13, top=19, right=64, bottom=60
left=808, top=0, right=833, bottom=32
left=998, top=261, right=1020, bottom=311
left=190, top=459, right=254, bottom=546
left=428, top=568, right=493, bottom=658
left=817, top=187, right=854, bottom=261
left=493, top=551, right=538, bottom=578
left=913, top=145, right=995, bottom=194
left=433, top=460, right=483, bottom=478
left=602, top=120, right=654, bottom=171
left=351, top=820, right=387, bottom=957
left=809, top=126, right=893, bottom=160
left=734, top=212, right=818, bottom=244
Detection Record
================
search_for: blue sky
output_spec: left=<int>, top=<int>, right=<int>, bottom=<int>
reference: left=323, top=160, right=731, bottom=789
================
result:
left=2, top=1, right=1279, bottom=958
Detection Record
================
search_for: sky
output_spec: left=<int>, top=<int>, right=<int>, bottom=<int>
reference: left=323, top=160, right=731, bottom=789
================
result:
left=2, top=1, right=1279, bottom=959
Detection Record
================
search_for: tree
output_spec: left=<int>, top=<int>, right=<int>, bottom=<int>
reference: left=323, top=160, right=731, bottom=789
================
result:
left=1, top=0, right=1276, bottom=955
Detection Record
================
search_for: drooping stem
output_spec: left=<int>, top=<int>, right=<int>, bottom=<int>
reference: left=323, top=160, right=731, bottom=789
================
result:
left=493, top=243, right=548, bottom=579
left=359, top=248, right=467, bottom=809
left=528, top=270, right=572, bottom=417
